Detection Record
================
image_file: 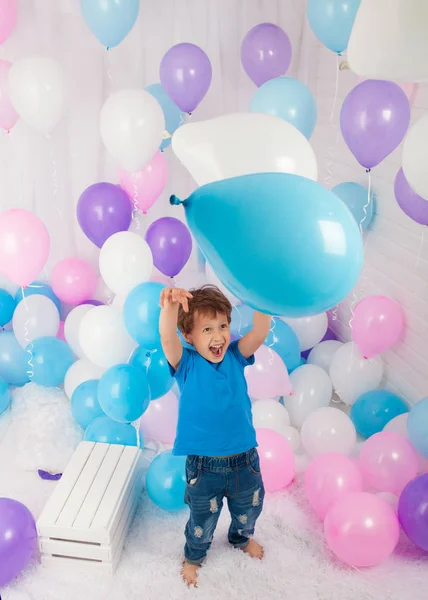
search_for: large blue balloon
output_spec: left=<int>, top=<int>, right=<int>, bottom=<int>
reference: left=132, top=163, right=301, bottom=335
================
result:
left=15, top=280, right=61, bottom=314
left=71, top=380, right=105, bottom=429
left=332, top=182, right=374, bottom=231
left=27, top=337, right=75, bottom=387
left=407, top=397, right=428, bottom=459
left=0, top=289, right=16, bottom=327
left=307, top=0, right=361, bottom=54
left=0, top=332, right=30, bottom=386
left=0, top=375, right=10, bottom=415
left=98, top=364, right=150, bottom=423
left=171, top=173, right=363, bottom=317
left=124, top=282, right=166, bottom=348
left=84, top=415, right=143, bottom=448
left=146, top=83, right=185, bottom=150
left=250, top=77, right=317, bottom=139
left=80, top=0, right=139, bottom=48
left=146, top=450, right=186, bottom=512
left=350, top=390, right=408, bottom=439
left=130, top=345, right=174, bottom=401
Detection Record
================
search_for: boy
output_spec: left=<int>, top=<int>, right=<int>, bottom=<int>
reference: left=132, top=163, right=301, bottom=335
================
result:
left=159, top=284, right=272, bottom=587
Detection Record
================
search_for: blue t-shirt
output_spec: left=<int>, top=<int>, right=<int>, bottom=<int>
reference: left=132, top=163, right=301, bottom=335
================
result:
left=169, top=340, right=257, bottom=457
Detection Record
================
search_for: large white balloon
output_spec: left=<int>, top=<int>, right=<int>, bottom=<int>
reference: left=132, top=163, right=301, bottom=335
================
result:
left=100, top=89, right=165, bottom=172
left=172, top=112, right=318, bottom=186
left=281, top=425, right=301, bottom=453
left=402, top=115, right=428, bottom=200
left=79, top=305, right=136, bottom=369
left=64, top=358, right=105, bottom=400
left=252, top=399, right=290, bottom=435
left=284, top=364, right=332, bottom=428
left=329, top=342, right=384, bottom=406
left=13, top=295, right=60, bottom=348
left=301, top=407, right=357, bottom=457
left=8, top=56, right=65, bottom=133
left=281, top=313, right=328, bottom=352
left=99, top=231, right=153, bottom=296
left=307, top=340, right=343, bottom=374
left=348, top=0, right=428, bottom=82
left=205, top=262, right=240, bottom=305
left=64, top=304, right=94, bottom=358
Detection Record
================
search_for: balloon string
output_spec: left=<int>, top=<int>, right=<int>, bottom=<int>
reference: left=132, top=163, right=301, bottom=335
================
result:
left=266, top=317, right=276, bottom=367
left=105, top=46, right=113, bottom=92
left=132, top=179, right=142, bottom=231
left=21, top=291, right=34, bottom=379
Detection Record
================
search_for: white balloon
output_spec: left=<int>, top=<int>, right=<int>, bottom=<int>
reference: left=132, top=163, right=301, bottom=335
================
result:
left=301, top=406, right=357, bottom=457
left=384, top=413, right=428, bottom=473
left=100, top=89, right=165, bottom=172
left=111, top=294, right=126, bottom=312
left=93, top=276, right=113, bottom=304
left=329, top=342, right=384, bottom=406
left=64, top=305, right=94, bottom=358
left=284, top=364, right=332, bottom=428
left=281, top=425, right=301, bottom=453
left=13, top=295, right=60, bottom=348
left=8, top=56, right=65, bottom=133
left=307, top=340, right=343, bottom=373
left=64, top=358, right=105, bottom=400
left=99, top=231, right=153, bottom=296
left=79, top=305, right=136, bottom=369
left=172, top=112, right=318, bottom=186
left=348, top=0, right=428, bottom=82
left=402, top=115, right=428, bottom=200
left=281, top=313, right=328, bottom=352
left=252, top=399, right=290, bottom=432
left=205, top=262, right=240, bottom=305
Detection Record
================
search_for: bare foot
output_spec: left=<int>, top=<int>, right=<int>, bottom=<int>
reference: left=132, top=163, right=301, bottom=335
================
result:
left=181, top=561, right=200, bottom=587
left=243, top=538, right=264, bottom=559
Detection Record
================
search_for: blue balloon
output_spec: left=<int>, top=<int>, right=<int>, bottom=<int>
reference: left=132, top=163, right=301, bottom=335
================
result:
left=230, top=305, right=254, bottom=337
left=146, top=450, right=186, bottom=512
left=407, top=397, right=428, bottom=459
left=71, top=380, right=105, bottom=429
left=0, top=332, right=30, bottom=386
left=0, top=375, right=10, bottom=415
left=27, top=337, right=75, bottom=387
left=130, top=345, right=174, bottom=401
left=171, top=173, right=363, bottom=317
left=265, top=319, right=301, bottom=372
left=146, top=83, right=185, bottom=150
left=15, top=281, right=61, bottom=314
left=124, top=282, right=166, bottom=348
left=307, top=0, right=361, bottom=54
left=350, top=390, right=408, bottom=439
left=80, top=0, right=139, bottom=48
left=84, top=415, right=143, bottom=448
left=250, top=77, right=317, bottom=139
left=98, top=364, right=150, bottom=423
left=332, top=182, right=375, bottom=231
left=0, top=289, right=16, bottom=327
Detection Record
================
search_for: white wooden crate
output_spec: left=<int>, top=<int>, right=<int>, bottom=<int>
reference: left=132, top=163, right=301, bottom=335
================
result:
left=37, top=441, right=143, bottom=574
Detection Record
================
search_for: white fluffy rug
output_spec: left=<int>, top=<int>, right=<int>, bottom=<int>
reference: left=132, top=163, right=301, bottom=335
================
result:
left=1, top=385, right=428, bottom=600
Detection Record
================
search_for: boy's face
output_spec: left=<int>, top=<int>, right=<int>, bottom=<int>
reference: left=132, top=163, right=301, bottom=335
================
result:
left=183, top=311, right=231, bottom=363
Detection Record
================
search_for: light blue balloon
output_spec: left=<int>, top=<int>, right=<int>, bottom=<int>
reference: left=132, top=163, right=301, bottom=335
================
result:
left=146, top=450, right=186, bottom=512
left=307, top=0, right=361, bottom=54
left=130, top=345, right=174, bottom=401
left=0, top=331, right=30, bottom=386
left=350, top=390, right=408, bottom=439
left=332, top=182, right=374, bottom=231
left=0, top=375, right=10, bottom=415
left=230, top=305, right=254, bottom=337
left=408, top=397, right=428, bottom=459
left=15, top=281, right=61, bottom=314
left=0, top=289, right=16, bottom=327
left=250, top=77, right=317, bottom=139
left=27, top=337, right=75, bottom=387
left=84, top=415, right=143, bottom=448
left=80, top=0, right=139, bottom=49
left=98, top=364, right=150, bottom=423
left=71, top=380, right=105, bottom=429
left=146, top=83, right=185, bottom=150
left=124, top=282, right=166, bottom=348
left=171, top=173, right=363, bottom=317
left=266, top=319, right=301, bottom=372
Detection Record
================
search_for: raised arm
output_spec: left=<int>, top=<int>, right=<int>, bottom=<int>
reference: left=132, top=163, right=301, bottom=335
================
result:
left=159, top=288, right=193, bottom=371
left=238, top=311, right=272, bottom=359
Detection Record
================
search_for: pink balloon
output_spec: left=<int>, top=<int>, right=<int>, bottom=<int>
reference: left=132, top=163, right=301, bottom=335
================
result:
left=118, top=151, right=168, bottom=214
left=359, top=431, right=419, bottom=494
left=305, top=453, right=363, bottom=519
left=0, top=209, right=50, bottom=287
left=0, top=0, right=16, bottom=45
left=245, top=345, right=292, bottom=400
left=0, top=60, right=18, bottom=131
left=139, top=390, right=178, bottom=445
left=256, top=428, right=295, bottom=493
left=324, top=492, right=400, bottom=567
left=57, top=320, right=66, bottom=342
left=51, top=258, right=97, bottom=304
left=352, top=295, right=404, bottom=358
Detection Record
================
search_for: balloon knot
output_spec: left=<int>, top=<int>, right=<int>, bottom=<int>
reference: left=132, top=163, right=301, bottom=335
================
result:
left=106, top=46, right=111, bottom=52
left=170, top=194, right=184, bottom=206
left=366, top=168, right=371, bottom=173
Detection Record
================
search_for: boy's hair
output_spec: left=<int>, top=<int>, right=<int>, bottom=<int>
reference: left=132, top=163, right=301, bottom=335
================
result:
left=178, top=284, right=232, bottom=335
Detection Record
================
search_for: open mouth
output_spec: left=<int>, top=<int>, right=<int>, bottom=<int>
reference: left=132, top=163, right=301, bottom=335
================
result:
left=209, top=344, right=224, bottom=358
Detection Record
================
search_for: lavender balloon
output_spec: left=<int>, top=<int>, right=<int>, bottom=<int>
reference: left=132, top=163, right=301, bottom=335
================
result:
left=340, top=80, right=410, bottom=169
left=241, top=23, right=292, bottom=87
left=77, top=182, right=132, bottom=248
left=160, top=43, right=212, bottom=114
left=394, top=168, right=428, bottom=225
left=145, top=217, right=192, bottom=277
left=398, top=473, right=428, bottom=551
left=0, top=498, right=37, bottom=587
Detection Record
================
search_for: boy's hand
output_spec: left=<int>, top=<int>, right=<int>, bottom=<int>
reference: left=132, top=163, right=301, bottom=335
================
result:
left=160, top=288, right=193, bottom=313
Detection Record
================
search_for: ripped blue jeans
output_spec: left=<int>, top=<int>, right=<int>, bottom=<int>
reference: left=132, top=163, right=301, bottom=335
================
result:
left=184, top=448, right=265, bottom=566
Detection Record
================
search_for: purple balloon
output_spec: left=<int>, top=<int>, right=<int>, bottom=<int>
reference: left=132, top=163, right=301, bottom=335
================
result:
left=340, top=80, right=410, bottom=169
left=0, top=498, right=37, bottom=587
left=241, top=23, right=292, bottom=87
left=398, top=473, right=428, bottom=551
left=77, top=182, right=132, bottom=248
left=301, top=327, right=337, bottom=359
left=145, top=217, right=192, bottom=277
left=160, top=43, right=212, bottom=114
left=394, top=168, right=428, bottom=225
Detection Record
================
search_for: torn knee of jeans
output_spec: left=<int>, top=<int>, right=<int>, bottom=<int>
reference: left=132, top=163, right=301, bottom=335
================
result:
left=209, top=497, right=219, bottom=513
left=194, top=526, right=204, bottom=539
left=252, top=488, right=261, bottom=507
left=238, top=514, right=248, bottom=524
